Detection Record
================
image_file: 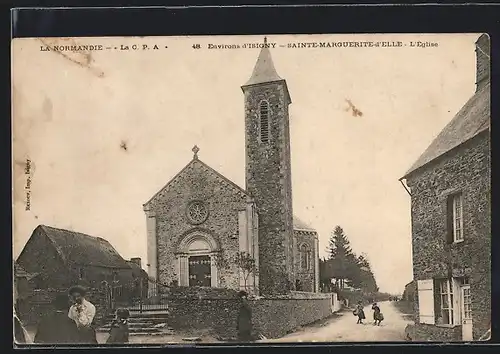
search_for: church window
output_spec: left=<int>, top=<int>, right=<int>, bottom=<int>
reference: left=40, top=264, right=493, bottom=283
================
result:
left=300, top=244, right=310, bottom=270
left=186, top=200, right=209, bottom=225
left=259, top=100, right=270, bottom=143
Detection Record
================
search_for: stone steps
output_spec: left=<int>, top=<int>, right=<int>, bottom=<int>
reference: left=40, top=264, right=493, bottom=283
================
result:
left=98, top=311, right=172, bottom=335
left=101, top=323, right=168, bottom=331
left=97, top=327, right=174, bottom=334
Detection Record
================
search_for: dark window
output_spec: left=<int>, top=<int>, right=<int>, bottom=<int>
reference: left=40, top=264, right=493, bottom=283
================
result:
left=300, top=244, right=310, bottom=270
left=259, top=100, right=270, bottom=143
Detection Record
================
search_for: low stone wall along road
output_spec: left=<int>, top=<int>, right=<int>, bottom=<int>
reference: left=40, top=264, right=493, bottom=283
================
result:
left=261, top=301, right=413, bottom=342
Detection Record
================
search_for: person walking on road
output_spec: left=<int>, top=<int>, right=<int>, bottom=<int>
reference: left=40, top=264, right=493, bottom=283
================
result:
left=354, top=301, right=365, bottom=324
left=372, top=303, right=384, bottom=326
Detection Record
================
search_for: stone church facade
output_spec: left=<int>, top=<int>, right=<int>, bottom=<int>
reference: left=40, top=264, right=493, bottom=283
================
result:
left=143, top=40, right=320, bottom=295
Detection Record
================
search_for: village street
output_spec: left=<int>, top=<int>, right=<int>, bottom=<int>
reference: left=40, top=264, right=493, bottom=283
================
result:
left=261, top=301, right=412, bottom=343
left=23, top=301, right=412, bottom=344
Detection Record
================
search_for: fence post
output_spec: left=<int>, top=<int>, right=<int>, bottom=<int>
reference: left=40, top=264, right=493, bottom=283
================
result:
left=139, top=278, right=143, bottom=313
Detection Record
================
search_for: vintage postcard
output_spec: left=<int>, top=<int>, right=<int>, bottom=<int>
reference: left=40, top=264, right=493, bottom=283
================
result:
left=12, top=33, right=491, bottom=345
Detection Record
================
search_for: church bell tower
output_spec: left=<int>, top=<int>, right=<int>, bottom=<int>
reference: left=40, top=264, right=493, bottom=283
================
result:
left=241, top=38, right=294, bottom=295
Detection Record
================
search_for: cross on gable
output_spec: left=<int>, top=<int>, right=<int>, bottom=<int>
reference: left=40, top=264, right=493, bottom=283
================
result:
left=192, top=145, right=200, bottom=159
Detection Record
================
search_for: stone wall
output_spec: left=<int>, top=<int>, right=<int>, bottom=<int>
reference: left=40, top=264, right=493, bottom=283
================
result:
left=406, top=132, right=490, bottom=340
left=252, top=292, right=334, bottom=339
left=405, top=323, right=461, bottom=342
left=165, top=287, right=335, bottom=339
left=165, top=287, right=241, bottom=339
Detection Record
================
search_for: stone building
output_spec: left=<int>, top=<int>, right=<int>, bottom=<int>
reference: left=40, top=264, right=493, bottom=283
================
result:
left=144, top=39, right=320, bottom=295
left=14, top=263, right=32, bottom=315
left=16, top=225, right=139, bottom=289
left=400, top=34, right=490, bottom=341
left=402, top=280, right=416, bottom=303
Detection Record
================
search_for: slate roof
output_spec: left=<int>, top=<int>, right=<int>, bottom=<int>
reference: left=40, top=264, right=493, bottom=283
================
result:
left=127, top=261, right=148, bottom=278
left=243, top=44, right=283, bottom=86
left=38, top=225, right=131, bottom=269
left=403, top=81, right=490, bottom=178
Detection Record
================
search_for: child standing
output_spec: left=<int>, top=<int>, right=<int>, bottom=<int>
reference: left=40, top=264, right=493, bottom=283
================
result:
left=372, top=303, right=384, bottom=326
left=106, top=308, right=130, bottom=344
left=355, top=301, right=366, bottom=324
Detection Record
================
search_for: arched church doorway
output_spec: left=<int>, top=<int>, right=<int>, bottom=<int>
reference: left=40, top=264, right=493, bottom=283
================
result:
left=187, top=239, right=212, bottom=287
left=176, top=232, right=219, bottom=287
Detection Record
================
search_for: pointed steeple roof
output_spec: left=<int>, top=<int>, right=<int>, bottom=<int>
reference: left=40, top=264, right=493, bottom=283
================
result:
left=243, top=37, right=284, bottom=86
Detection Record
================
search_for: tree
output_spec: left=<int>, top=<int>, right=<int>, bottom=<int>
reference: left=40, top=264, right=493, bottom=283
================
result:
left=348, top=253, right=378, bottom=292
left=234, top=251, right=259, bottom=292
left=327, top=226, right=356, bottom=288
left=357, top=254, right=370, bottom=270
left=323, top=227, right=381, bottom=293
left=328, top=226, right=353, bottom=259
left=319, top=257, right=337, bottom=291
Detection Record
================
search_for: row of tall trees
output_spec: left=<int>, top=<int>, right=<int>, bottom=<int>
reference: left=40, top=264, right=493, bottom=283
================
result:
left=320, top=225, right=379, bottom=293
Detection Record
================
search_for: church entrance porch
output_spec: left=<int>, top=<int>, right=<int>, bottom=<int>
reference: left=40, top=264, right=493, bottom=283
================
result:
left=188, top=255, right=211, bottom=287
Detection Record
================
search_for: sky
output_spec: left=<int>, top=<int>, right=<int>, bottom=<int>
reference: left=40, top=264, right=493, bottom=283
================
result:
left=12, top=34, right=481, bottom=294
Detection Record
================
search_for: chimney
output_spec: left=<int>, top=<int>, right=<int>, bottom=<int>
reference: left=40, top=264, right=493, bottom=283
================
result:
left=130, top=257, right=142, bottom=268
left=475, top=34, right=490, bottom=92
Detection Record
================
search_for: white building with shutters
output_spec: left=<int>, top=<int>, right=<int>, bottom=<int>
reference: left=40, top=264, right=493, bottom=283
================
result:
left=400, top=34, right=491, bottom=342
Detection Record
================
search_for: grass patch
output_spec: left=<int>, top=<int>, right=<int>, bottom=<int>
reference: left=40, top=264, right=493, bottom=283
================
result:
left=392, top=300, right=415, bottom=321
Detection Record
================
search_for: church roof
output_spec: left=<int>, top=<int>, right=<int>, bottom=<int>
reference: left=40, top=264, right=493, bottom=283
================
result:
left=402, top=81, right=490, bottom=179
left=144, top=149, right=317, bottom=233
left=143, top=155, right=251, bottom=208
left=243, top=39, right=284, bottom=87
left=293, top=216, right=317, bottom=232
left=35, top=225, right=131, bottom=269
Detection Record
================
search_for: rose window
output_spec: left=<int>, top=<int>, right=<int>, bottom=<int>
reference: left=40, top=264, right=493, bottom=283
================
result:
left=186, top=201, right=209, bottom=225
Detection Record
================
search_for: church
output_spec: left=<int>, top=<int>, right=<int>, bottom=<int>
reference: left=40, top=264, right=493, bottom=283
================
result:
left=143, top=39, right=320, bottom=295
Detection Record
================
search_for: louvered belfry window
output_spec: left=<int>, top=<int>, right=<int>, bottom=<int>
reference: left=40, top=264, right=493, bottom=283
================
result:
left=259, top=100, right=270, bottom=143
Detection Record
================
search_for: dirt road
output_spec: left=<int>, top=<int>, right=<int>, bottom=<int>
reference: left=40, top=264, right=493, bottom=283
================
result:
left=262, top=301, right=412, bottom=342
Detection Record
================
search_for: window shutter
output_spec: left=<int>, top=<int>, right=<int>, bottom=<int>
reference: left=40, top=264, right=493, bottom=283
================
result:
left=417, top=279, right=435, bottom=324
left=445, top=196, right=454, bottom=244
